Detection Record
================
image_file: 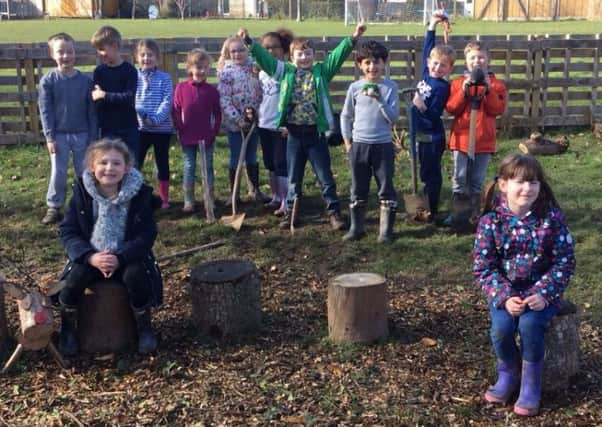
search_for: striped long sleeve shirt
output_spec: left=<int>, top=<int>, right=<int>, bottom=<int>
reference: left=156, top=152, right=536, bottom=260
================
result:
left=135, top=68, right=174, bottom=133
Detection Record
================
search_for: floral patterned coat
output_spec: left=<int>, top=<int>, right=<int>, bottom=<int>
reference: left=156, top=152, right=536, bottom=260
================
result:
left=473, top=199, right=575, bottom=309
left=217, top=58, right=262, bottom=132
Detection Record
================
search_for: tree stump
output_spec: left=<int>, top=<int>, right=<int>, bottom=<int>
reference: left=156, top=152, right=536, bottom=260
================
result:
left=190, top=260, right=261, bottom=337
left=77, top=280, right=136, bottom=353
left=542, top=300, right=580, bottom=391
left=327, top=273, right=388, bottom=344
left=0, top=284, right=8, bottom=357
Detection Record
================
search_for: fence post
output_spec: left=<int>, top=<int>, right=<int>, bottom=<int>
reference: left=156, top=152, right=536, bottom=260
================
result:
left=24, top=54, right=40, bottom=137
left=591, top=34, right=600, bottom=125
left=530, top=36, right=543, bottom=130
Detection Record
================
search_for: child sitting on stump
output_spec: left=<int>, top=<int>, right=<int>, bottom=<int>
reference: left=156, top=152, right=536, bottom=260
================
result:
left=58, top=138, right=163, bottom=355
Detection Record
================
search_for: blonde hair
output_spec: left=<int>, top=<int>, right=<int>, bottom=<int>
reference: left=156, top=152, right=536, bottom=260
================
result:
left=217, top=36, right=246, bottom=72
left=289, top=37, right=314, bottom=57
left=186, top=48, right=212, bottom=69
left=91, top=26, right=122, bottom=49
left=136, top=38, right=160, bottom=60
left=430, top=44, right=456, bottom=65
left=85, top=138, right=132, bottom=170
left=464, top=40, right=489, bottom=57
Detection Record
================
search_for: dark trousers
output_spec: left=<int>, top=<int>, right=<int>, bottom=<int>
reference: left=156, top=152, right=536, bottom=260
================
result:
left=286, top=124, right=340, bottom=213
left=102, top=128, right=140, bottom=168
left=137, top=132, right=171, bottom=181
left=60, top=262, right=152, bottom=310
left=418, top=139, right=445, bottom=214
left=258, top=127, right=287, bottom=177
left=349, top=142, right=397, bottom=204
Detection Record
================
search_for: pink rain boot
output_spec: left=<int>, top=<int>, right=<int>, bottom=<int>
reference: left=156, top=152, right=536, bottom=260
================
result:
left=158, top=180, right=170, bottom=209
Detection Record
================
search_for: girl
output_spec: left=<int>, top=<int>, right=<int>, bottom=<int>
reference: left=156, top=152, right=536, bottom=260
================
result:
left=257, top=29, right=293, bottom=216
left=135, top=39, right=174, bottom=209
left=172, top=48, right=221, bottom=213
left=217, top=35, right=266, bottom=205
left=59, top=138, right=162, bottom=355
left=473, top=153, right=575, bottom=416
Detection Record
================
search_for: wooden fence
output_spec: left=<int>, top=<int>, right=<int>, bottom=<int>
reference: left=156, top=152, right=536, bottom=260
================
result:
left=0, top=34, right=601, bottom=146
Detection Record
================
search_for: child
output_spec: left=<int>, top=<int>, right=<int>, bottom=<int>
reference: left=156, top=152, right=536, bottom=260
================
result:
left=340, top=40, right=399, bottom=242
left=412, top=12, right=456, bottom=220
left=38, top=32, right=97, bottom=225
left=217, top=36, right=267, bottom=205
left=445, top=39, right=507, bottom=223
left=172, top=48, right=222, bottom=213
left=473, top=153, right=575, bottom=416
left=135, top=38, right=174, bottom=209
left=239, top=23, right=366, bottom=230
left=58, top=138, right=162, bottom=355
left=257, top=29, right=294, bottom=216
left=91, top=26, right=140, bottom=162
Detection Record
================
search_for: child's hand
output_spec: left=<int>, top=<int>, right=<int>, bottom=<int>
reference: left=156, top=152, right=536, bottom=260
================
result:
left=143, top=117, right=154, bottom=126
left=352, top=23, right=367, bottom=40
left=238, top=27, right=249, bottom=40
left=429, top=10, right=445, bottom=28
left=523, top=294, right=548, bottom=311
left=46, top=141, right=56, bottom=154
left=504, top=296, right=525, bottom=317
left=89, top=251, right=119, bottom=278
left=412, top=92, right=427, bottom=112
left=343, top=139, right=352, bottom=153
left=92, top=85, right=106, bottom=101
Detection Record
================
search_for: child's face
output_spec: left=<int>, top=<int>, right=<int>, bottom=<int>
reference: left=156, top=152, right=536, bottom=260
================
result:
left=137, top=47, right=158, bottom=71
left=49, top=39, right=76, bottom=73
left=499, top=176, right=540, bottom=217
left=189, top=61, right=210, bottom=83
left=427, top=54, right=453, bottom=79
left=96, top=42, right=121, bottom=66
left=90, top=149, right=129, bottom=191
left=262, top=35, right=285, bottom=60
left=292, top=48, right=314, bottom=70
left=358, top=57, right=385, bottom=83
left=228, top=40, right=248, bottom=65
left=465, top=48, right=489, bottom=72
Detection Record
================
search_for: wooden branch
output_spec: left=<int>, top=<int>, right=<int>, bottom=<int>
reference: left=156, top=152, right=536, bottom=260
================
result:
left=478, top=0, right=495, bottom=19
left=1, top=343, right=23, bottom=373
left=156, top=239, right=225, bottom=262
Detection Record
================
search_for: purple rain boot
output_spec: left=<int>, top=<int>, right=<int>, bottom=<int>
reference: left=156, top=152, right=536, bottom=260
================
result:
left=484, top=359, right=520, bottom=404
left=514, top=359, right=544, bottom=416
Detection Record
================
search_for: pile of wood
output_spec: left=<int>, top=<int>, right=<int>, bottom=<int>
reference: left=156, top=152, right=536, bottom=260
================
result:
left=518, top=132, right=569, bottom=156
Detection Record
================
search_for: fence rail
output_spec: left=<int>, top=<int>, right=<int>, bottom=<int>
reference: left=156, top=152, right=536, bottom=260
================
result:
left=0, top=34, right=601, bottom=146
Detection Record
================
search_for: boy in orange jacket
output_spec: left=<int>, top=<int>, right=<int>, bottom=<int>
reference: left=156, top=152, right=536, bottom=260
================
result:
left=445, top=40, right=507, bottom=223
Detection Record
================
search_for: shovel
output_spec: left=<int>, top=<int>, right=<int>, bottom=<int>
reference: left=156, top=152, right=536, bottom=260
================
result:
left=220, top=107, right=257, bottom=231
left=199, top=141, right=215, bottom=224
left=400, top=88, right=430, bottom=223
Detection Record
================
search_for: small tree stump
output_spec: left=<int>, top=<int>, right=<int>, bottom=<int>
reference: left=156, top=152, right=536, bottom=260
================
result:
left=77, top=280, right=136, bottom=353
left=190, top=260, right=261, bottom=337
left=327, top=273, right=388, bottom=344
left=542, top=300, right=580, bottom=391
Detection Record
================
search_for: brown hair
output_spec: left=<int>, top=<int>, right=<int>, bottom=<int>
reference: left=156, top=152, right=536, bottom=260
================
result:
left=261, top=28, right=294, bottom=57
left=91, top=25, right=122, bottom=49
left=481, top=153, right=559, bottom=219
left=217, top=35, right=246, bottom=72
left=48, top=32, right=75, bottom=48
left=431, top=44, right=456, bottom=65
left=186, top=48, right=212, bottom=68
left=136, top=38, right=160, bottom=60
left=85, top=138, right=132, bottom=170
left=464, top=39, right=489, bottom=57
left=289, top=37, right=314, bottom=57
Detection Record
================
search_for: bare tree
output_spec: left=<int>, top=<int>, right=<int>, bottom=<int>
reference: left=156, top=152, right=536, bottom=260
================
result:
left=174, top=0, right=187, bottom=19
left=131, top=0, right=137, bottom=19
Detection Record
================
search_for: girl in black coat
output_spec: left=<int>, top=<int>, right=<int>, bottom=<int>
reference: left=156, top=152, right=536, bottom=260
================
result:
left=59, top=138, right=162, bottom=355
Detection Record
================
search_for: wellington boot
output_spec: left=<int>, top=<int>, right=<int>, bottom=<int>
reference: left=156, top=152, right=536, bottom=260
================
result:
left=133, top=308, right=158, bottom=355
left=59, top=306, right=79, bottom=356
left=343, top=202, right=366, bottom=241
left=377, top=200, right=396, bottom=243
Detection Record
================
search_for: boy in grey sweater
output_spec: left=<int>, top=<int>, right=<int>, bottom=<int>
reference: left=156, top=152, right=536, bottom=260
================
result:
left=38, top=32, right=97, bottom=224
left=340, top=40, right=399, bottom=242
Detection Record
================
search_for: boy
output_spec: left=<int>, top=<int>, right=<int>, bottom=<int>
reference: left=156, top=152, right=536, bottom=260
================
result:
left=38, top=32, right=97, bottom=224
left=412, top=11, right=456, bottom=221
left=340, top=40, right=399, bottom=243
left=239, top=24, right=366, bottom=231
left=90, top=26, right=139, bottom=161
left=445, top=39, right=507, bottom=224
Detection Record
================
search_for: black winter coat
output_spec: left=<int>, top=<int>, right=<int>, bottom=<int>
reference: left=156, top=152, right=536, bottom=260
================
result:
left=59, top=178, right=163, bottom=306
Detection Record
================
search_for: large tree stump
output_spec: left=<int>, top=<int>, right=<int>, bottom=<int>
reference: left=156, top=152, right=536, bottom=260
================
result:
left=190, top=260, right=261, bottom=337
left=542, top=300, right=580, bottom=391
left=327, top=273, right=388, bottom=344
left=77, top=280, right=136, bottom=353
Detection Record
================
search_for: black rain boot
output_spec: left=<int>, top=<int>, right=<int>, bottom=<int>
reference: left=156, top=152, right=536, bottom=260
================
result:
left=449, top=192, right=472, bottom=229
left=246, top=164, right=270, bottom=203
left=343, top=201, right=366, bottom=241
left=377, top=200, right=396, bottom=243
left=133, top=308, right=158, bottom=355
left=469, top=193, right=482, bottom=224
left=225, top=168, right=240, bottom=207
left=59, top=305, right=79, bottom=356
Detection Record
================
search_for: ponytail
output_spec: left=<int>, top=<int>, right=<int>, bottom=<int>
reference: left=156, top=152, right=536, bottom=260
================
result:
left=480, top=176, right=498, bottom=216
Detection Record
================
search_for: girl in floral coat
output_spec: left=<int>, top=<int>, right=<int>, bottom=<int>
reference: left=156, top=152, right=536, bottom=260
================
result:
left=473, top=153, right=575, bottom=416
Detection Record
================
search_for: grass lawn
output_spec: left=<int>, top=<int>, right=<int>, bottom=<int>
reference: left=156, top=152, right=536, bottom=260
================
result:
left=0, top=129, right=601, bottom=425
left=0, top=17, right=602, bottom=42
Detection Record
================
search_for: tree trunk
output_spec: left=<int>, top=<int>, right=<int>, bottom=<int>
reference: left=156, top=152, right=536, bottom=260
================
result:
left=0, top=285, right=8, bottom=357
left=327, top=273, right=388, bottom=343
left=542, top=300, right=580, bottom=391
left=358, top=0, right=378, bottom=20
left=78, top=280, right=137, bottom=354
left=190, top=259, right=261, bottom=337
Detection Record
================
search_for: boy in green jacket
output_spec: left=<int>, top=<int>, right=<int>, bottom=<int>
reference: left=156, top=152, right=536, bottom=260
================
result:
left=239, top=24, right=366, bottom=230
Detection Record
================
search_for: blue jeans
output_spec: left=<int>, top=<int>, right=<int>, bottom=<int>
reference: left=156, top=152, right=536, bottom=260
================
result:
left=182, top=144, right=214, bottom=188
left=102, top=128, right=140, bottom=168
left=418, top=139, right=445, bottom=214
left=286, top=124, right=339, bottom=213
left=228, top=130, right=258, bottom=170
left=349, top=142, right=396, bottom=204
left=489, top=303, right=558, bottom=362
left=452, top=150, right=491, bottom=195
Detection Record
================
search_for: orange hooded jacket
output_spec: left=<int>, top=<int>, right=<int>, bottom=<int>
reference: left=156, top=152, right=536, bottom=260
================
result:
left=445, top=73, right=507, bottom=154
